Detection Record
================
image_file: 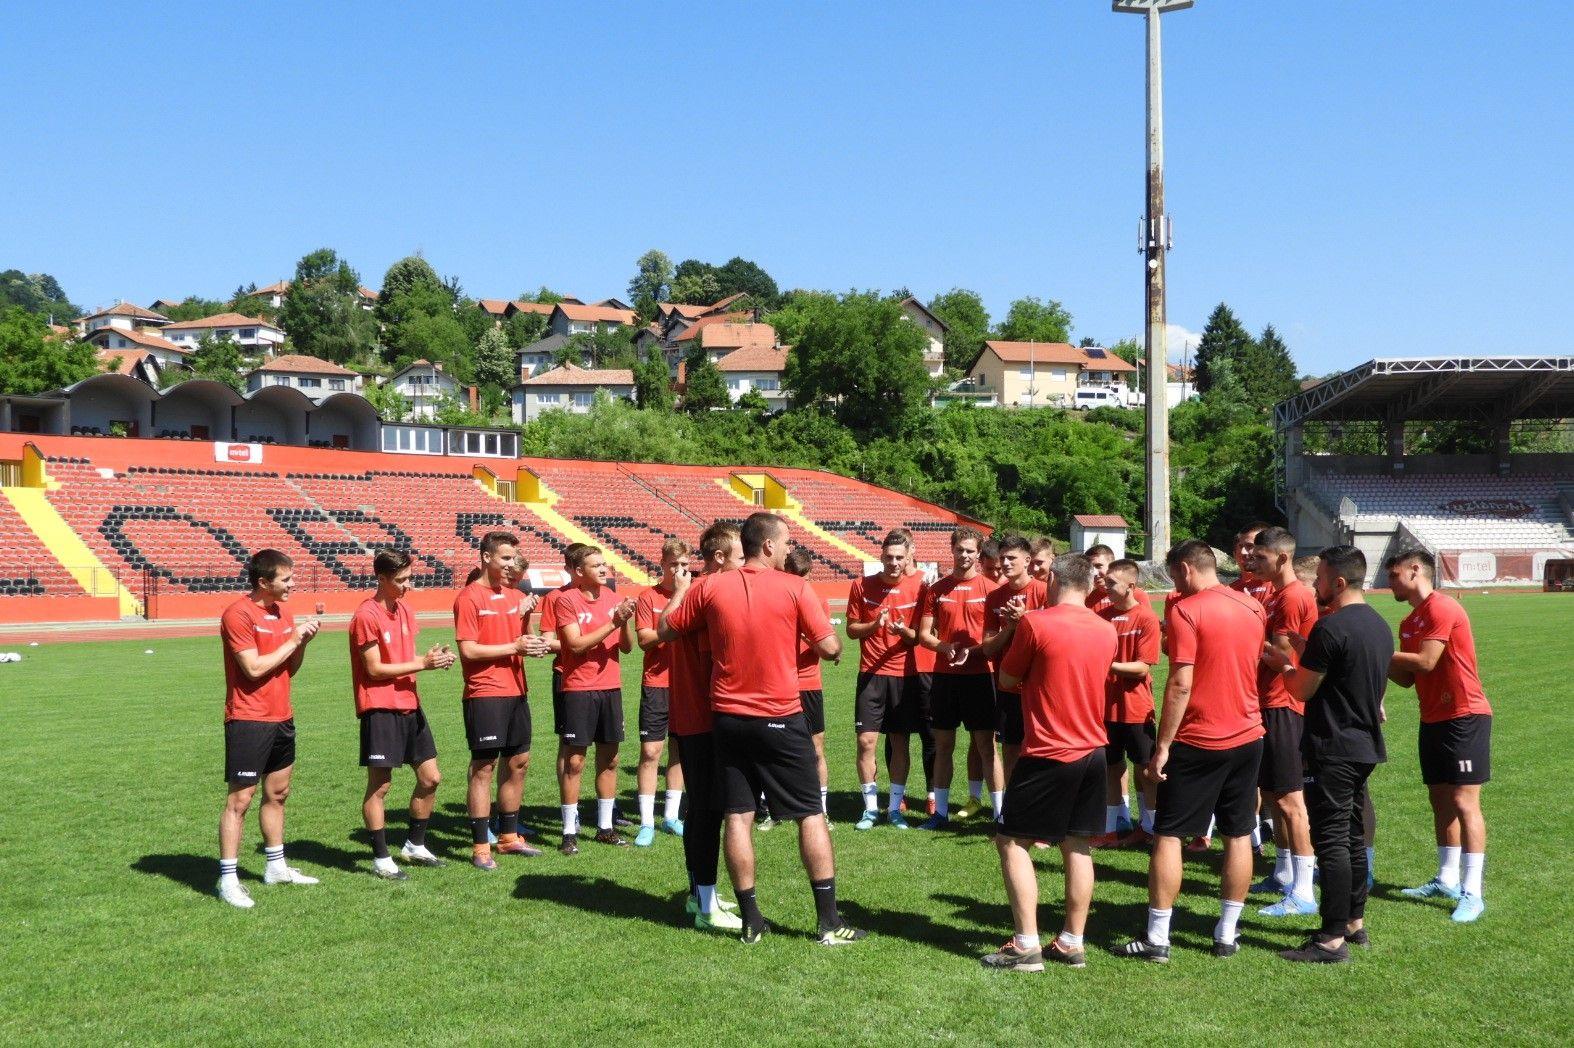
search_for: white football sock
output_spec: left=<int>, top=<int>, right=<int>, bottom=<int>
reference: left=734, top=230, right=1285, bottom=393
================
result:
left=1462, top=853, right=1484, bottom=897
left=889, top=784, right=906, bottom=816
left=597, top=798, right=614, bottom=831
left=1438, top=845, right=1462, bottom=887
left=1215, top=899, right=1244, bottom=944
left=934, top=787, right=950, bottom=819
left=1274, top=850, right=1293, bottom=886
left=1056, top=931, right=1084, bottom=949
left=561, top=804, right=579, bottom=835
left=1141, top=805, right=1155, bottom=834
left=991, top=790, right=1004, bottom=817
left=1013, top=933, right=1041, bottom=951
left=820, top=786, right=829, bottom=814
left=1205, top=815, right=1217, bottom=840
left=373, top=855, right=399, bottom=874
left=697, top=884, right=717, bottom=914
left=1251, top=822, right=1265, bottom=849
left=1292, top=855, right=1317, bottom=900
left=1105, top=806, right=1122, bottom=833
left=1146, top=907, right=1173, bottom=947
left=968, top=778, right=983, bottom=801
left=1118, top=796, right=1132, bottom=822
left=1365, top=845, right=1376, bottom=873
left=664, top=790, right=682, bottom=822
left=861, top=782, right=879, bottom=814
left=638, top=793, right=656, bottom=828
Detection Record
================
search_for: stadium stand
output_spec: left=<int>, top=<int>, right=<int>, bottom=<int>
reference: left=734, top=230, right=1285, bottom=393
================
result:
left=0, top=491, right=84, bottom=596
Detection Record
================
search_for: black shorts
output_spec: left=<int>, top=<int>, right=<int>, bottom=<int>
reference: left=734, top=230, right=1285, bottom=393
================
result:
left=855, top=672, right=922, bottom=735
left=1259, top=707, right=1307, bottom=792
left=930, top=673, right=996, bottom=732
left=800, top=689, right=826, bottom=735
left=551, top=669, right=564, bottom=734
left=675, top=730, right=721, bottom=811
left=713, top=711, right=822, bottom=821
left=359, top=707, right=438, bottom=768
left=1105, top=719, right=1156, bottom=767
left=639, top=686, right=669, bottom=742
left=558, top=688, right=624, bottom=746
left=224, top=718, right=296, bottom=784
left=1154, top=738, right=1264, bottom=839
left=996, top=689, right=1025, bottom=746
left=1419, top=714, right=1492, bottom=786
left=462, top=695, right=531, bottom=760
left=999, top=752, right=1106, bottom=844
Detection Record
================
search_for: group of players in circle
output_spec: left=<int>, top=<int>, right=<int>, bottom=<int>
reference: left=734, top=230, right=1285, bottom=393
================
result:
left=213, top=514, right=1493, bottom=966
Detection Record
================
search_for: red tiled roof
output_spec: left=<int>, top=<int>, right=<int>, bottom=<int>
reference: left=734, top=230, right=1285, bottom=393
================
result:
left=254, top=281, right=291, bottom=296
left=555, top=302, right=637, bottom=325
left=659, top=302, right=711, bottom=320
left=981, top=341, right=1137, bottom=372
left=358, top=286, right=378, bottom=300
left=478, top=298, right=513, bottom=316
left=76, top=302, right=170, bottom=324
left=85, top=326, right=191, bottom=354
left=253, top=353, right=360, bottom=376
left=96, top=348, right=158, bottom=372
left=701, top=322, right=777, bottom=354
left=518, top=361, right=635, bottom=387
left=506, top=300, right=557, bottom=316
left=709, top=292, right=747, bottom=312
left=163, top=312, right=280, bottom=332
left=714, top=344, right=788, bottom=373
left=674, top=311, right=752, bottom=342
left=1073, top=514, right=1129, bottom=529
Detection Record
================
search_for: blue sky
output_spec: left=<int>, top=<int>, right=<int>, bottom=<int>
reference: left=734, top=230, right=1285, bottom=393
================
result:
left=3, top=2, right=1568, bottom=376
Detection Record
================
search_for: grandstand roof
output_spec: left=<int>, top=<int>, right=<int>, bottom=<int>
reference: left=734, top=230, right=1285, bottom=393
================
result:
left=1275, top=356, right=1574, bottom=428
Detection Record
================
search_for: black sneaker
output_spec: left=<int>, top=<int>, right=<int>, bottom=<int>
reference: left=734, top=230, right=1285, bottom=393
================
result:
left=981, top=940, right=1044, bottom=972
left=1110, top=938, right=1170, bottom=963
left=741, top=922, right=770, bottom=945
left=1346, top=928, right=1370, bottom=948
left=558, top=834, right=580, bottom=856
left=594, top=829, right=630, bottom=847
left=1045, top=940, right=1086, bottom=969
left=1279, top=937, right=1350, bottom=964
left=1211, top=939, right=1239, bottom=958
left=818, top=923, right=869, bottom=947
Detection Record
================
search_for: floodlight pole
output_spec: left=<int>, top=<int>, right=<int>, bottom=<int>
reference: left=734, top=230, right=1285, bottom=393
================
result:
left=1114, top=0, right=1190, bottom=560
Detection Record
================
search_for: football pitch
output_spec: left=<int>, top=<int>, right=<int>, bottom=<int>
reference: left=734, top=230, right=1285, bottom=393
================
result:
left=1, top=593, right=1569, bottom=1045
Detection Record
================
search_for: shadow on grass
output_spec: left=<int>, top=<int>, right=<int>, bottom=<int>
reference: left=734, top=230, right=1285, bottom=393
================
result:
left=132, top=853, right=235, bottom=895
left=514, top=873, right=683, bottom=931
left=282, top=837, right=365, bottom=874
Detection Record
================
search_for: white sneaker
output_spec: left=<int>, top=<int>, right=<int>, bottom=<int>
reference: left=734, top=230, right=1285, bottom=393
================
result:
left=372, top=857, right=408, bottom=881
left=399, top=842, right=445, bottom=867
left=217, top=879, right=255, bottom=909
left=695, top=907, right=744, bottom=932
left=263, top=864, right=319, bottom=885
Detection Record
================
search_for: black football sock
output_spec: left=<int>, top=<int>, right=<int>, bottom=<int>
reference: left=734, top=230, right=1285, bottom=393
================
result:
left=407, top=817, right=429, bottom=848
left=470, top=817, right=491, bottom=845
left=499, top=810, right=520, bottom=837
left=371, top=828, right=390, bottom=860
left=811, top=877, right=840, bottom=932
left=737, top=887, right=765, bottom=932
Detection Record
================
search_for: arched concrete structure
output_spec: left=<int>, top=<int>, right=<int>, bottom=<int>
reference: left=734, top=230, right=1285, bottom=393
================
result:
left=310, top=392, right=381, bottom=450
left=63, top=373, right=158, bottom=436
left=153, top=379, right=243, bottom=440
left=235, top=385, right=313, bottom=445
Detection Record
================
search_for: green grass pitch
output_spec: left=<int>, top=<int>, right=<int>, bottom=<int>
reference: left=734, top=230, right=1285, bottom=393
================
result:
left=1, top=593, right=1569, bottom=1045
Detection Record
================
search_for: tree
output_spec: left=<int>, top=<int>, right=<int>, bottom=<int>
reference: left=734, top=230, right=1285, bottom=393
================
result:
left=1193, top=302, right=1254, bottom=397
left=716, top=257, right=779, bottom=305
left=1107, top=336, right=1143, bottom=389
left=504, top=309, right=548, bottom=348
left=393, top=311, right=472, bottom=378
left=927, top=288, right=991, bottom=371
left=996, top=296, right=1074, bottom=344
left=736, top=388, right=770, bottom=415
left=473, top=326, right=514, bottom=395
left=681, top=341, right=729, bottom=413
left=379, top=255, right=444, bottom=304
left=627, top=249, right=673, bottom=321
left=517, top=286, right=566, bottom=305
left=182, top=334, right=249, bottom=393
left=763, top=290, right=836, bottom=346
left=1244, top=324, right=1299, bottom=411
left=0, top=270, right=78, bottom=322
left=0, top=308, right=100, bottom=394
left=784, top=292, right=931, bottom=436
left=362, top=380, right=410, bottom=422
left=277, top=248, right=378, bottom=363
left=633, top=348, right=674, bottom=411
left=670, top=269, right=722, bottom=306
left=158, top=297, right=229, bottom=322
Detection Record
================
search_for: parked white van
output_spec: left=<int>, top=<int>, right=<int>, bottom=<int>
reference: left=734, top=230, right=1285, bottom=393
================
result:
left=1073, top=387, right=1121, bottom=410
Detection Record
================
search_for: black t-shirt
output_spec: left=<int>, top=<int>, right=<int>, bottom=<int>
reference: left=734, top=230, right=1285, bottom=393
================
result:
left=1298, top=602, right=1393, bottom=765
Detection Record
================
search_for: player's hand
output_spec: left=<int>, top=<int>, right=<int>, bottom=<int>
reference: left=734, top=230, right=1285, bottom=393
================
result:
left=298, top=618, right=321, bottom=642
left=1259, top=642, right=1291, bottom=674
left=1379, top=700, right=1388, bottom=723
left=947, top=644, right=972, bottom=668
left=885, top=613, right=906, bottom=636
left=521, top=635, right=552, bottom=658
left=1148, top=745, right=1170, bottom=783
left=519, top=592, right=539, bottom=616
left=1004, top=596, right=1027, bottom=622
left=424, top=644, right=455, bottom=671
left=875, top=608, right=891, bottom=630
left=672, top=562, right=692, bottom=592
left=612, top=599, right=636, bottom=624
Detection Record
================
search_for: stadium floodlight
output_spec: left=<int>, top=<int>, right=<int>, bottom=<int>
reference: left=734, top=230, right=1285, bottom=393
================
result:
left=1113, top=0, right=1191, bottom=559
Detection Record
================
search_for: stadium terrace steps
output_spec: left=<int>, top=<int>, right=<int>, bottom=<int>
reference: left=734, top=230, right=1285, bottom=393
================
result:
left=0, top=488, right=98, bottom=600
left=1315, top=472, right=1574, bottom=550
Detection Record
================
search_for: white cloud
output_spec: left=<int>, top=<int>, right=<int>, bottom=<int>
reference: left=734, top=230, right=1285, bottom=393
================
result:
left=1165, top=323, right=1202, bottom=363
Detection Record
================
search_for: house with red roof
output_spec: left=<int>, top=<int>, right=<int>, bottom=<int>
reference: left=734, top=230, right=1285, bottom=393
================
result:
left=245, top=354, right=363, bottom=403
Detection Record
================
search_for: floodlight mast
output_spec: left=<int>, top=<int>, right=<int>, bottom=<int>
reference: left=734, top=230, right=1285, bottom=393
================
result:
left=1113, top=0, right=1190, bottom=560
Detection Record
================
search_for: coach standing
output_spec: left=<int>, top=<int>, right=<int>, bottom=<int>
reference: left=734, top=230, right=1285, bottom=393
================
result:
left=1261, top=546, right=1392, bottom=963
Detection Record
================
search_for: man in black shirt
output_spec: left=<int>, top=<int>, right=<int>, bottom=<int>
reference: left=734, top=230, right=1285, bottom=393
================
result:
left=1260, top=545, right=1393, bottom=964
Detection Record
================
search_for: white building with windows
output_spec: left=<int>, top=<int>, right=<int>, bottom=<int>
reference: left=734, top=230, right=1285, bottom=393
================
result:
left=512, top=362, right=634, bottom=423
left=385, top=359, right=460, bottom=419
left=548, top=302, right=637, bottom=338
left=899, top=297, right=949, bottom=377
left=715, top=344, right=789, bottom=408
left=83, top=325, right=191, bottom=369
left=245, top=354, right=363, bottom=403
left=162, top=313, right=286, bottom=356
left=74, top=302, right=172, bottom=335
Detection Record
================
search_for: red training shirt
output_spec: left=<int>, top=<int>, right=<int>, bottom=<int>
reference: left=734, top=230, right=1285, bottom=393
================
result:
left=1167, top=585, right=1268, bottom=750
left=797, top=588, right=832, bottom=690
left=985, top=578, right=1048, bottom=695
left=554, top=585, right=625, bottom=692
left=666, top=564, right=834, bottom=718
left=349, top=595, right=419, bottom=714
left=1000, top=604, right=1118, bottom=762
left=1230, top=574, right=1274, bottom=605
left=847, top=571, right=924, bottom=677
left=1400, top=591, right=1493, bottom=724
left=667, top=573, right=715, bottom=735
left=221, top=597, right=297, bottom=722
left=923, top=573, right=998, bottom=676
left=1260, top=578, right=1319, bottom=715
left=453, top=580, right=526, bottom=699
left=1099, top=598, right=1162, bottom=724
left=635, top=584, right=673, bottom=689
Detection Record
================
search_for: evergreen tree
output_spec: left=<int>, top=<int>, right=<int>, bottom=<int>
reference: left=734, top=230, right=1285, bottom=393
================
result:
left=682, top=341, right=729, bottom=412
left=1248, top=324, right=1300, bottom=410
left=633, top=348, right=674, bottom=410
left=627, top=249, right=673, bottom=322
left=278, top=248, right=377, bottom=363
left=473, top=326, right=515, bottom=395
left=1193, top=302, right=1254, bottom=397
left=927, top=288, right=991, bottom=372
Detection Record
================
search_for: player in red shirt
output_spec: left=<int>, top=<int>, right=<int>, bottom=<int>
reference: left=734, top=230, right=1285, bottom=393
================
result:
left=1089, top=559, right=1162, bottom=850
left=350, top=549, right=456, bottom=879
left=216, top=550, right=322, bottom=909
left=785, top=547, right=835, bottom=820
left=915, top=526, right=999, bottom=829
left=1083, top=544, right=1116, bottom=615
left=846, top=530, right=926, bottom=830
left=631, top=539, right=691, bottom=847
left=1229, top=521, right=1274, bottom=605
left=900, top=534, right=939, bottom=819
left=981, top=536, right=1048, bottom=799
left=1249, top=526, right=1322, bottom=915
left=554, top=544, right=637, bottom=853
left=1029, top=538, right=1055, bottom=583
left=982, top=553, right=1117, bottom=971
left=661, top=513, right=865, bottom=947
left=960, top=537, right=1003, bottom=815
left=1387, top=548, right=1493, bottom=923
left=1114, top=540, right=1268, bottom=963
left=454, top=531, right=549, bottom=870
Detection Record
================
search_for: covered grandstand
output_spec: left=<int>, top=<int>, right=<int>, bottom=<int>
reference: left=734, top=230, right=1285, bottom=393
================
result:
left=1276, top=355, right=1573, bottom=586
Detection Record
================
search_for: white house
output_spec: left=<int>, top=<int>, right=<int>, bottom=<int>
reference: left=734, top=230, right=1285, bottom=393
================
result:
left=714, top=344, right=789, bottom=409
left=74, top=302, right=172, bottom=335
left=245, top=354, right=363, bottom=403
left=1069, top=514, right=1130, bottom=560
left=83, top=325, right=192, bottom=369
left=162, top=313, right=286, bottom=356
left=516, top=333, right=572, bottom=379
left=253, top=281, right=377, bottom=311
left=512, top=362, right=635, bottom=423
left=548, top=302, right=637, bottom=338
left=899, top=297, right=949, bottom=378
left=386, top=359, right=460, bottom=419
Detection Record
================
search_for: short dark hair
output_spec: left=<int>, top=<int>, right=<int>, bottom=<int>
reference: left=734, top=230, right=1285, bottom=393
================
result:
left=979, top=538, right=1001, bottom=560
left=1051, top=553, right=1095, bottom=592
left=1320, top=545, right=1367, bottom=588
left=1385, top=547, right=1435, bottom=579
left=1085, top=543, right=1115, bottom=559
left=741, top=512, right=785, bottom=558
left=1254, top=526, right=1296, bottom=554
left=1166, top=538, right=1216, bottom=572
left=951, top=526, right=983, bottom=549
left=1030, top=537, right=1055, bottom=555
left=1108, top=558, right=1141, bottom=576
left=882, top=528, right=913, bottom=551
left=373, top=548, right=411, bottom=578
left=1236, top=521, right=1273, bottom=542
left=561, top=542, right=589, bottom=567
left=996, top=535, right=1032, bottom=557
left=699, top=521, right=740, bottom=561
left=784, top=547, right=813, bottom=578
left=247, top=549, right=292, bottom=588
left=480, top=531, right=518, bottom=556
left=566, top=544, right=602, bottom=570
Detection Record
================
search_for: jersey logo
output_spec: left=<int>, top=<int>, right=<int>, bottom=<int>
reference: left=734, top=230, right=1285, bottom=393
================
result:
left=577, top=612, right=594, bottom=626
left=383, top=631, right=392, bottom=643
left=477, top=609, right=498, bottom=617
